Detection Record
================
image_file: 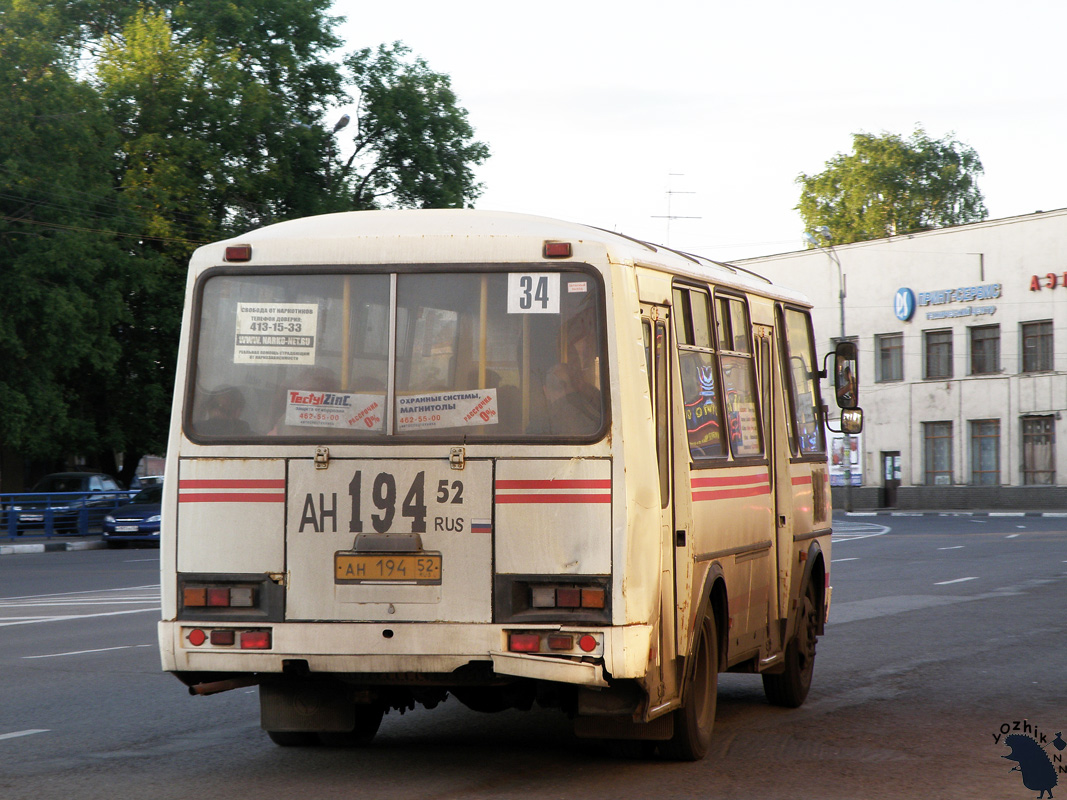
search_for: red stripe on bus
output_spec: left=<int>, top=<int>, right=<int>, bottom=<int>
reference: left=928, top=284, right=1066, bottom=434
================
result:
left=690, top=474, right=768, bottom=489
left=692, top=484, right=772, bottom=502
left=179, top=493, right=286, bottom=503
left=496, top=494, right=612, bottom=504
left=792, top=475, right=813, bottom=486
left=179, top=479, right=285, bottom=489
left=495, top=479, right=611, bottom=490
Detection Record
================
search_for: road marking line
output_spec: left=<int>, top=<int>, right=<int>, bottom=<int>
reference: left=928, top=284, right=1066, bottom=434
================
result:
left=23, top=644, right=153, bottom=660
left=990, top=512, right=1025, bottom=517
left=0, top=607, right=161, bottom=628
left=0, top=585, right=159, bottom=603
left=832, top=557, right=859, bottom=562
left=938, top=546, right=965, bottom=550
left=935, top=577, right=979, bottom=585
left=0, top=730, right=49, bottom=741
left=1006, top=534, right=1021, bottom=539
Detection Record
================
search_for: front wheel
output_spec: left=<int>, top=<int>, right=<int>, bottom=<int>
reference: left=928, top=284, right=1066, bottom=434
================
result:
left=661, top=612, right=718, bottom=761
left=763, top=580, right=819, bottom=708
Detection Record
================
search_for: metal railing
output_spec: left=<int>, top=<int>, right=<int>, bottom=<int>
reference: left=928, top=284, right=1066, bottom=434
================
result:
left=1, top=491, right=137, bottom=540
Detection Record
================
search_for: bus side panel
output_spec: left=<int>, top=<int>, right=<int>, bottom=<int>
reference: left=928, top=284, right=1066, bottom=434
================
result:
left=495, top=458, right=611, bottom=575
left=176, top=458, right=286, bottom=574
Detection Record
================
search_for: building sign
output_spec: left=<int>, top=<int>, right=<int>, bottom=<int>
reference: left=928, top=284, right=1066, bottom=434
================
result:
left=895, top=284, right=1001, bottom=321
left=1029, top=273, right=1067, bottom=291
left=894, top=288, right=916, bottom=321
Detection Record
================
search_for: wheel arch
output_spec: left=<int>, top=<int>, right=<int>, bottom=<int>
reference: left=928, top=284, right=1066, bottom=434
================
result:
left=799, top=540, right=827, bottom=636
left=692, top=562, right=728, bottom=673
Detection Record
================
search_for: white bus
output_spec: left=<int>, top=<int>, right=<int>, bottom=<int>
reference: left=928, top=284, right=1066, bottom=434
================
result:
left=158, top=210, right=862, bottom=760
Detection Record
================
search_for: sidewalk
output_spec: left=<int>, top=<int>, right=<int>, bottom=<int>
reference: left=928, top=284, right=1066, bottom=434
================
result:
left=0, top=535, right=108, bottom=556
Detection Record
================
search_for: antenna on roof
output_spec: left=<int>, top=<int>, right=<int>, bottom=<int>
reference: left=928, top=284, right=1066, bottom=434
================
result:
left=651, top=173, right=701, bottom=246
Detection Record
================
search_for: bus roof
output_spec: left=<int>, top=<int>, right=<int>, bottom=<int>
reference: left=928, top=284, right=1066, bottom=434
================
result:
left=193, top=209, right=811, bottom=307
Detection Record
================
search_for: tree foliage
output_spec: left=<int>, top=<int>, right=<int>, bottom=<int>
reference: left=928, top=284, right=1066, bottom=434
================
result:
left=0, top=1, right=489, bottom=489
left=343, top=43, right=489, bottom=209
left=796, top=128, right=987, bottom=245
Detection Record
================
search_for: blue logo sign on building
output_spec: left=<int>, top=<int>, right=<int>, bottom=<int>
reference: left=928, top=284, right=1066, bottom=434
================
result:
left=894, top=288, right=916, bottom=322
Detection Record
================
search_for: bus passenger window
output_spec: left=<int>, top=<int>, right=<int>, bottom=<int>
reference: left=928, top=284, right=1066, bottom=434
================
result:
left=679, top=350, right=726, bottom=459
left=721, top=356, right=761, bottom=457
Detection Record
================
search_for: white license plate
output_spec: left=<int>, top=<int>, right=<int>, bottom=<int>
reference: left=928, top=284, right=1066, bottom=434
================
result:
left=20, top=514, right=44, bottom=522
left=115, top=525, right=140, bottom=532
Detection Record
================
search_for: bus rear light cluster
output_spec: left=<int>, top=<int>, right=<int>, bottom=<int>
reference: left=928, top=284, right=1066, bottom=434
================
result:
left=506, top=630, right=601, bottom=655
left=185, top=627, right=271, bottom=650
left=183, top=585, right=255, bottom=609
left=530, top=585, right=606, bottom=610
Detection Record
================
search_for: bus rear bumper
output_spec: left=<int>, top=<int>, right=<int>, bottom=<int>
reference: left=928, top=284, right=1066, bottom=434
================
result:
left=158, top=621, right=652, bottom=685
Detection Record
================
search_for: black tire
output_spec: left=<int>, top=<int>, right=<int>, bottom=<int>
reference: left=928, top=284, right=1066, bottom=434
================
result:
left=661, top=612, right=718, bottom=761
left=317, top=703, right=385, bottom=747
left=266, top=730, right=319, bottom=747
left=763, top=580, right=819, bottom=708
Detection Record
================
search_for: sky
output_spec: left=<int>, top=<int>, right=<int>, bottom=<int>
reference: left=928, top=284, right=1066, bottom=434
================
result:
left=330, top=0, right=1067, bottom=261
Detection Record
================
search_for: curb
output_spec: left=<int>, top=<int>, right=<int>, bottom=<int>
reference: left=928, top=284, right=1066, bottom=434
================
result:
left=0, top=539, right=108, bottom=556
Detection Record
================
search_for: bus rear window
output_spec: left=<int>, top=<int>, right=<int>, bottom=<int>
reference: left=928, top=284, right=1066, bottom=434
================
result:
left=187, top=269, right=606, bottom=441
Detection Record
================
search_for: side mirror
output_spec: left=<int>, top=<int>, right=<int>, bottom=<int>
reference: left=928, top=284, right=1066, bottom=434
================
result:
left=834, top=341, right=859, bottom=409
left=840, top=407, right=863, bottom=435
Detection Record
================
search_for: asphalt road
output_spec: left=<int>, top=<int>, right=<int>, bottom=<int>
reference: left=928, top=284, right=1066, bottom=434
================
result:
left=1, top=514, right=1065, bottom=800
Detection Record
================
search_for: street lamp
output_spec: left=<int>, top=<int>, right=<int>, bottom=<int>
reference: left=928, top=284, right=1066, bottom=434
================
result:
left=326, top=114, right=351, bottom=192
left=806, top=226, right=853, bottom=510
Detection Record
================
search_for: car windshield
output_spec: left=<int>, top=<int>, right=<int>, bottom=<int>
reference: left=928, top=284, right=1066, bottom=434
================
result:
left=131, top=485, right=163, bottom=504
left=34, top=476, right=86, bottom=493
left=187, top=269, right=607, bottom=441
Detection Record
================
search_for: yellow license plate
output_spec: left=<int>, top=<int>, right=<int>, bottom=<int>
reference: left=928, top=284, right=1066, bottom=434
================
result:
left=335, top=552, right=442, bottom=584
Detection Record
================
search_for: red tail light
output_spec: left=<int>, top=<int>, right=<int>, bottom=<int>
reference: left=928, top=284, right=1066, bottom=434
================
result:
left=240, top=631, right=271, bottom=650
left=508, top=633, right=541, bottom=652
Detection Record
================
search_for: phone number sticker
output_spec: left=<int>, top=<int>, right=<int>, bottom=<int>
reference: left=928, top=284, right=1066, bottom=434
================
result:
left=234, top=303, right=318, bottom=364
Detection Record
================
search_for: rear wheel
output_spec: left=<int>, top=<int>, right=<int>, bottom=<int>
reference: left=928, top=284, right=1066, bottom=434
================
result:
left=661, top=612, right=718, bottom=761
left=763, top=580, right=818, bottom=708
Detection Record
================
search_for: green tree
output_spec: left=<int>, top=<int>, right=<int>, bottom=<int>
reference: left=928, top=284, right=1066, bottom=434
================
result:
left=342, top=43, right=489, bottom=209
left=0, top=2, right=490, bottom=490
left=796, top=128, right=987, bottom=244
left=0, top=1, right=143, bottom=486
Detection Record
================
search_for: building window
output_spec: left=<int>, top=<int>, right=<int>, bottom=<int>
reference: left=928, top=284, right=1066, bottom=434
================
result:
left=923, top=421, right=953, bottom=485
left=969, top=325, right=1000, bottom=375
left=875, top=333, right=903, bottom=382
left=924, top=330, right=953, bottom=379
left=1021, top=321, right=1053, bottom=372
left=1022, top=415, right=1055, bottom=485
left=970, top=419, right=1000, bottom=485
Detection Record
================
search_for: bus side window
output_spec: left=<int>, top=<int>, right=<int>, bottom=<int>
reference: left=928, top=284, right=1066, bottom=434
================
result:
left=674, top=286, right=726, bottom=461
left=717, top=295, right=762, bottom=458
left=781, top=306, right=826, bottom=455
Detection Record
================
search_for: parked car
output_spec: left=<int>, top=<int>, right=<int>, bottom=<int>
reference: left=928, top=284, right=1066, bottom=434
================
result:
left=9, top=472, right=124, bottom=534
left=128, top=474, right=164, bottom=490
left=103, top=483, right=163, bottom=547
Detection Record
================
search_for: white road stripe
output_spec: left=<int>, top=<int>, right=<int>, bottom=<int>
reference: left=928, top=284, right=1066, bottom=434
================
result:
left=0, top=607, right=160, bottom=627
left=0, top=730, right=49, bottom=741
left=935, top=577, right=979, bottom=585
left=0, top=585, right=159, bottom=602
left=832, top=557, right=859, bottom=563
left=1006, top=534, right=1021, bottom=539
left=23, top=644, right=153, bottom=660
left=938, top=546, right=965, bottom=550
